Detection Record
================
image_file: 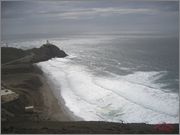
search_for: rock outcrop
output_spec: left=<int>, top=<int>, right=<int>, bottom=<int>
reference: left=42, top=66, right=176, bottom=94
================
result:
left=29, top=43, right=68, bottom=63
left=1, top=43, right=68, bottom=64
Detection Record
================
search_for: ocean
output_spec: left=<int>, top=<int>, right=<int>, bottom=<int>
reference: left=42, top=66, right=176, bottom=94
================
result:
left=3, top=34, right=179, bottom=124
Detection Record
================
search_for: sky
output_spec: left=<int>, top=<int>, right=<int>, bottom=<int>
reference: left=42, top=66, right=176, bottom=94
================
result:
left=1, top=0, right=179, bottom=40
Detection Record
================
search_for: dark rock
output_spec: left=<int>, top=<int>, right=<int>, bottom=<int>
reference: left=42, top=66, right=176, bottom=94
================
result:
left=1, top=43, right=68, bottom=64
left=29, top=44, right=68, bottom=63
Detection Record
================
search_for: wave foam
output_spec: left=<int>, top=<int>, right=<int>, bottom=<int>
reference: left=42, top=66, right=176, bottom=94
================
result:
left=37, top=58, right=179, bottom=124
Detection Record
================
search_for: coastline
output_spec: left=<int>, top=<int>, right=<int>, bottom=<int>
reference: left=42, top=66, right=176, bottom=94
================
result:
left=1, top=45, right=179, bottom=134
left=38, top=67, right=83, bottom=121
left=1, top=44, right=73, bottom=122
left=1, top=64, right=81, bottom=121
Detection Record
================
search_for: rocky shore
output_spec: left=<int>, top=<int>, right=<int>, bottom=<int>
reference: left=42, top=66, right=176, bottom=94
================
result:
left=1, top=43, right=179, bottom=134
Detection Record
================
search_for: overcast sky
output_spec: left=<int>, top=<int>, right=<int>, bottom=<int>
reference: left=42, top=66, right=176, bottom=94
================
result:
left=1, top=0, right=179, bottom=39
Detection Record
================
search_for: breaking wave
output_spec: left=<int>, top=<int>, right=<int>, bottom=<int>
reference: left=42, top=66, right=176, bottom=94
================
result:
left=37, top=57, right=179, bottom=124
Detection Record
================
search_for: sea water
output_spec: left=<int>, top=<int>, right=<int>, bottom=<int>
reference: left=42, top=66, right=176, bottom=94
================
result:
left=4, top=34, right=179, bottom=123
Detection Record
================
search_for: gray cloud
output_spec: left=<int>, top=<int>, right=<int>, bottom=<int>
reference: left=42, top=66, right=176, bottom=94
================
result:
left=1, top=1, right=179, bottom=40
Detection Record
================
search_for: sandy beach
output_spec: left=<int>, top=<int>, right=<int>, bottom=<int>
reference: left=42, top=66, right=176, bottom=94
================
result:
left=1, top=64, right=80, bottom=122
left=38, top=71, right=82, bottom=121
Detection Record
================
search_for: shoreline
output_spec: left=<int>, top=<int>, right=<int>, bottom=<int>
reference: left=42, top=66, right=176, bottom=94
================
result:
left=1, top=45, right=179, bottom=134
left=38, top=67, right=83, bottom=121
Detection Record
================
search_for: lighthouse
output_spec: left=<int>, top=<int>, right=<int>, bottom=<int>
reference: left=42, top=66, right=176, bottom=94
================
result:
left=46, top=40, right=50, bottom=44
